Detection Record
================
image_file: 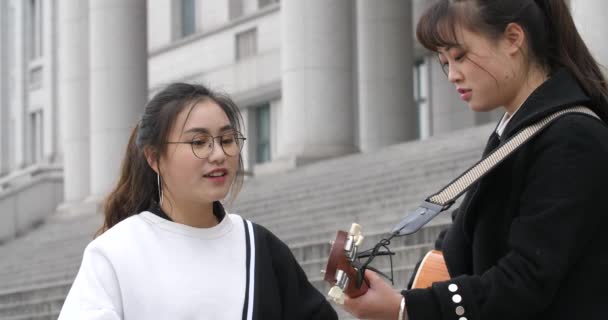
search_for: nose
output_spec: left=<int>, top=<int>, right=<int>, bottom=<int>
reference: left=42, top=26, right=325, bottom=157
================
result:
left=207, top=137, right=226, bottom=163
left=447, top=64, right=463, bottom=83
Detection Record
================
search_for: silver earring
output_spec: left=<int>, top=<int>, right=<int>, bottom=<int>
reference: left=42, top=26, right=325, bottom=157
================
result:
left=157, top=174, right=163, bottom=206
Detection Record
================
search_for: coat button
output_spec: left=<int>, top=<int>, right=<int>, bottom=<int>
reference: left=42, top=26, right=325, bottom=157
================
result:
left=456, top=306, right=465, bottom=316
left=448, top=284, right=458, bottom=292
left=452, top=294, right=462, bottom=303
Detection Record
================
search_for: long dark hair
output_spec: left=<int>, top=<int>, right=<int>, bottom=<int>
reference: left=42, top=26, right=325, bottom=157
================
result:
left=416, top=0, right=608, bottom=118
left=97, top=83, right=245, bottom=236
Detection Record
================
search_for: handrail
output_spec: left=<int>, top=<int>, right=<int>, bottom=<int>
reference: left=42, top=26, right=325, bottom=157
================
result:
left=0, top=164, right=63, bottom=192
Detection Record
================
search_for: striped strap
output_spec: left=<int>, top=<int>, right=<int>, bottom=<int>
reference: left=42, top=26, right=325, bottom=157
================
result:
left=392, top=106, right=599, bottom=236
left=242, top=219, right=256, bottom=320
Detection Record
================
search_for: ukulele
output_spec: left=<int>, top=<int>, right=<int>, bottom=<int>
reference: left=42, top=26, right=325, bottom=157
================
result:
left=323, top=223, right=450, bottom=304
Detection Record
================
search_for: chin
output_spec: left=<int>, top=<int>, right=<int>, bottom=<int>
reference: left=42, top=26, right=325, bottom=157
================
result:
left=207, top=191, right=230, bottom=202
left=468, top=103, right=494, bottom=113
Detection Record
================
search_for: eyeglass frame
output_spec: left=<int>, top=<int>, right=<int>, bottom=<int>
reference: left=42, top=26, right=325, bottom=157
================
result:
left=164, top=131, right=247, bottom=159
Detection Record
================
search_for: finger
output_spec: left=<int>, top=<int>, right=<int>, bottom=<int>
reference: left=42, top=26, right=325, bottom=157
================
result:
left=364, top=269, right=381, bottom=281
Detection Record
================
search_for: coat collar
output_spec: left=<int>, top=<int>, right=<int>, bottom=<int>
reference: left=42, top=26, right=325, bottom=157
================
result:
left=500, top=68, right=591, bottom=140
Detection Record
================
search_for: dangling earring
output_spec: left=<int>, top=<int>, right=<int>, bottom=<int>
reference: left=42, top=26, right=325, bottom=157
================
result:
left=157, top=174, right=164, bottom=206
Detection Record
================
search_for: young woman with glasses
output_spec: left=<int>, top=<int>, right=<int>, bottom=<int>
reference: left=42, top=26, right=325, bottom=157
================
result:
left=58, top=83, right=337, bottom=320
left=343, top=0, right=608, bottom=319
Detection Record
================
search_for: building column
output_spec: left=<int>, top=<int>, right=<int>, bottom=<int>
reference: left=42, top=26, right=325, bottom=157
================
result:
left=356, top=0, right=417, bottom=152
left=570, top=0, right=608, bottom=69
left=89, top=0, right=147, bottom=199
left=12, top=0, right=26, bottom=169
left=0, top=1, right=8, bottom=175
left=57, top=0, right=90, bottom=202
left=42, top=0, right=58, bottom=162
left=278, top=0, right=356, bottom=169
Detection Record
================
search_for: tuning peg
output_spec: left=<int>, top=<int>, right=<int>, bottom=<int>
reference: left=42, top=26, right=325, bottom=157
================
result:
left=328, top=286, right=345, bottom=305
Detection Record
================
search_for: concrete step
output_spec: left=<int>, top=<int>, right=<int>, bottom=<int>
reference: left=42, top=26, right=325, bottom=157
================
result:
left=236, top=152, right=478, bottom=221
left=0, top=282, right=71, bottom=307
left=0, top=267, right=78, bottom=293
left=265, top=206, right=447, bottom=246
left=0, top=295, right=64, bottom=318
left=0, top=312, right=60, bottom=320
left=0, top=256, right=82, bottom=279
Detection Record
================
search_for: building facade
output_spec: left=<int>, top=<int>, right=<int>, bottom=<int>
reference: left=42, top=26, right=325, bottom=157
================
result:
left=0, top=0, right=606, bottom=210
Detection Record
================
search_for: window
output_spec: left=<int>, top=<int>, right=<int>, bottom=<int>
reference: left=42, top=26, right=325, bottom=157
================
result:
left=28, top=0, right=43, bottom=60
left=229, top=0, right=244, bottom=20
left=255, top=104, right=271, bottom=163
left=29, top=110, right=43, bottom=163
left=180, top=0, right=196, bottom=37
left=29, top=66, right=42, bottom=90
left=258, top=0, right=278, bottom=9
left=235, top=28, right=257, bottom=61
left=414, top=59, right=431, bottom=139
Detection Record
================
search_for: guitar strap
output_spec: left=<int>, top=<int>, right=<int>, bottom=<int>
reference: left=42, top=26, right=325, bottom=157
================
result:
left=391, top=106, right=600, bottom=236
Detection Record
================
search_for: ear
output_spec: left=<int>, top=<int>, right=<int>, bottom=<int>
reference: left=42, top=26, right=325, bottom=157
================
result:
left=503, top=22, right=526, bottom=55
left=143, top=146, right=160, bottom=174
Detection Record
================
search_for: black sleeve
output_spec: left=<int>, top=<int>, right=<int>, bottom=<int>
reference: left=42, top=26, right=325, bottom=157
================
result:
left=403, top=116, right=608, bottom=320
left=254, top=224, right=338, bottom=320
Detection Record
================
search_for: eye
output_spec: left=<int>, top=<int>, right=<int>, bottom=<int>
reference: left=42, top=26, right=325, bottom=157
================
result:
left=453, top=50, right=467, bottom=62
left=192, top=135, right=210, bottom=146
left=221, top=133, right=237, bottom=145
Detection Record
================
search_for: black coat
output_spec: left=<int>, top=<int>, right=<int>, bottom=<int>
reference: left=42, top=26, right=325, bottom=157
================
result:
left=403, top=69, right=608, bottom=320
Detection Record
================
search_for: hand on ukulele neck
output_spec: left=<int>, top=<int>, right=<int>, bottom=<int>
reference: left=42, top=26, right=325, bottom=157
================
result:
left=355, top=234, right=397, bottom=287
left=324, top=223, right=399, bottom=304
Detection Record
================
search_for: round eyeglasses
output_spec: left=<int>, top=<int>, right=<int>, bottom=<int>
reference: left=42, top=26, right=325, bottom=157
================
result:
left=165, top=132, right=247, bottom=159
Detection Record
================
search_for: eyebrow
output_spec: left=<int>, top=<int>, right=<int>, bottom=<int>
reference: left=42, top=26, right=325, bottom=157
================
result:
left=184, top=125, right=234, bottom=134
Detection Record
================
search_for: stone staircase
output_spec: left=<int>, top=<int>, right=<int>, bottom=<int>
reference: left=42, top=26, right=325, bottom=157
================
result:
left=0, top=124, right=492, bottom=319
left=0, top=209, right=101, bottom=320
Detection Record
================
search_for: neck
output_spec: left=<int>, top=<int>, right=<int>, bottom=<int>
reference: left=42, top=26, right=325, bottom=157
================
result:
left=160, top=196, right=218, bottom=228
left=504, top=65, right=549, bottom=115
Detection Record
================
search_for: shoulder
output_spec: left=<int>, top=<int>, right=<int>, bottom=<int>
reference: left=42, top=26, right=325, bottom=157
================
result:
left=250, top=221, right=284, bottom=245
left=544, top=112, right=608, bottom=139
left=531, top=112, right=608, bottom=156
left=85, top=213, right=151, bottom=258
left=520, top=112, right=608, bottom=186
left=228, top=213, right=278, bottom=240
left=237, top=218, right=293, bottom=255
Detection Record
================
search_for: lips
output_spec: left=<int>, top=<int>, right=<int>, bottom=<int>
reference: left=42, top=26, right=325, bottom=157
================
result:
left=457, top=88, right=472, bottom=101
left=203, top=168, right=228, bottom=178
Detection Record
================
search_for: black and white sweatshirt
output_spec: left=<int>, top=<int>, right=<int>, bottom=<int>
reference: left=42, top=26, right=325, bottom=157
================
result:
left=59, top=203, right=337, bottom=320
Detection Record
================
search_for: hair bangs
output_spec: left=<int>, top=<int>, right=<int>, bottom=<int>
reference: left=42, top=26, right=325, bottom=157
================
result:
left=416, top=1, right=472, bottom=52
